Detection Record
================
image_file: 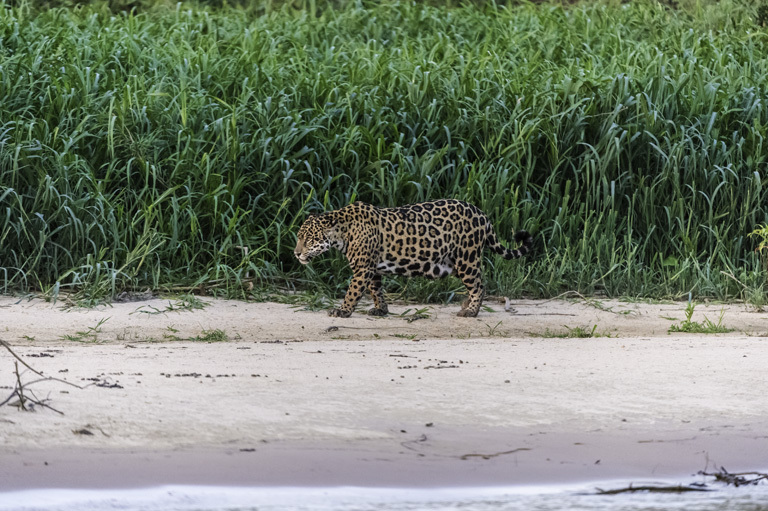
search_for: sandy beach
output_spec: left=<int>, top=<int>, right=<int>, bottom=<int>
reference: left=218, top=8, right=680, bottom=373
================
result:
left=1, top=295, right=767, bottom=490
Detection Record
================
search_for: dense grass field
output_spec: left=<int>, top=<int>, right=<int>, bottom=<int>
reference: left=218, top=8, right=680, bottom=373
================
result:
left=1, top=0, right=767, bottom=306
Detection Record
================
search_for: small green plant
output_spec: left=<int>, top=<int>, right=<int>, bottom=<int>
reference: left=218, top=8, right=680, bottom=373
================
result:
left=191, top=329, right=228, bottom=342
left=133, top=295, right=209, bottom=315
left=668, top=302, right=733, bottom=334
left=162, top=325, right=182, bottom=341
left=749, top=225, right=768, bottom=272
left=398, top=307, right=431, bottom=323
left=484, top=321, right=505, bottom=337
left=275, top=291, right=333, bottom=312
left=720, top=269, right=766, bottom=312
left=393, top=333, right=418, bottom=340
left=540, top=324, right=606, bottom=339
left=175, top=294, right=208, bottom=311
left=61, top=317, right=110, bottom=343
left=745, top=288, right=768, bottom=312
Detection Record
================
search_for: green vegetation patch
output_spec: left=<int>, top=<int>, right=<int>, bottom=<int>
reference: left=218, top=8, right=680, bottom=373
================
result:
left=540, top=324, right=610, bottom=338
left=190, top=329, right=229, bottom=342
left=1, top=0, right=767, bottom=304
left=668, top=302, right=733, bottom=334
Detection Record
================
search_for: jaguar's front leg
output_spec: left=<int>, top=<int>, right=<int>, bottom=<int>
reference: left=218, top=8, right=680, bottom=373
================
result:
left=328, top=269, right=374, bottom=318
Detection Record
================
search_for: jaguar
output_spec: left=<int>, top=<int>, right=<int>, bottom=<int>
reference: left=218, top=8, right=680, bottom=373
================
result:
left=294, top=199, right=532, bottom=318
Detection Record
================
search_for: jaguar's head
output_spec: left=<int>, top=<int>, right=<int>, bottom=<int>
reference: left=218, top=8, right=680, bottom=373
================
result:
left=294, top=213, right=340, bottom=265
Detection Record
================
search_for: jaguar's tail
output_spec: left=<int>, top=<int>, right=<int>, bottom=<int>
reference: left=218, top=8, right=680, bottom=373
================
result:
left=486, top=227, right=533, bottom=260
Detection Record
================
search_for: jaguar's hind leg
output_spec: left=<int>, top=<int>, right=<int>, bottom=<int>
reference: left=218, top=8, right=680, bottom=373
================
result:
left=457, top=283, right=484, bottom=317
left=456, top=259, right=485, bottom=317
left=367, top=273, right=388, bottom=316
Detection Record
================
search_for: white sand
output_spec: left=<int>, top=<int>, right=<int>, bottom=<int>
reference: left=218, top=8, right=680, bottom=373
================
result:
left=1, top=295, right=767, bottom=489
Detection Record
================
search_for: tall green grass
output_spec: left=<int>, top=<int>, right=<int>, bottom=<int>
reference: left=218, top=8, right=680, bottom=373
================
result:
left=1, top=0, right=767, bottom=303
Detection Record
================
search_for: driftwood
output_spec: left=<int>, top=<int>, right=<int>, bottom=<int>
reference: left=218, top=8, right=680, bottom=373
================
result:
left=595, top=483, right=711, bottom=495
left=698, top=467, right=768, bottom=487
left=1, top=339, right=82, bottom=414
left=593, top=466, right=768, bottom=496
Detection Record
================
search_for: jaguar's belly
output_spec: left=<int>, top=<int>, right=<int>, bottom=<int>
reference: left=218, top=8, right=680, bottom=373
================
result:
left=376, top=259, right=453, bottom=279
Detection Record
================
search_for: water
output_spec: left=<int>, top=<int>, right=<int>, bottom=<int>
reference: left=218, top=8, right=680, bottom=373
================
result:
left=1, top=483, right=767, bottom=511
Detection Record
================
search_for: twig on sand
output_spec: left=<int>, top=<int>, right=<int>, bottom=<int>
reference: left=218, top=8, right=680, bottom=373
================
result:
left=515, top=291, right=632, bottom=315
left=400, top=434, right=428, bottom=451
left=0, top=361, right=65, bottom=414
left=460, top=448, right=531, bottom=460
left=1, top=339, right=82, bottom=414
left=1, top=340, right=80, bottom=388
left=536, top=291, right=588, bottom=304
left=2, top=339, right=47, bottom=378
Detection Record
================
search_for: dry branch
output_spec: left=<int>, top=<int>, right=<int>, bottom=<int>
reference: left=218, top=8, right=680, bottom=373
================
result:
left=699, top=467, right=768, bottom=486
left=593, top=466, right=768, bottom=496
left=595, top=484, right=712, bottom=495
left=1, top=338, right=82, bottom=414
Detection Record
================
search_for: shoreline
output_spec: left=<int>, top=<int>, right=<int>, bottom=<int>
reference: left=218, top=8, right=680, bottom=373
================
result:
left=4, top=480, right=766, bottom=511
left=5, top=425, right=768, bottom=491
